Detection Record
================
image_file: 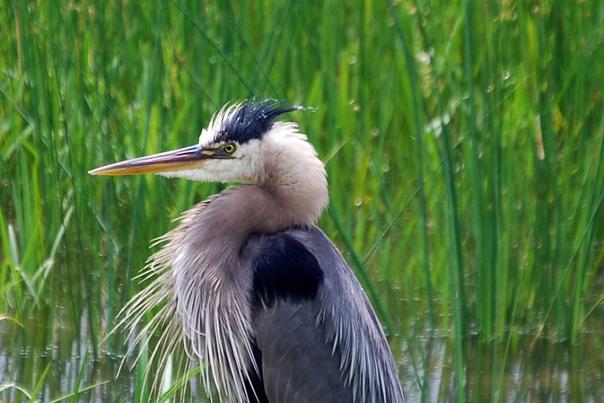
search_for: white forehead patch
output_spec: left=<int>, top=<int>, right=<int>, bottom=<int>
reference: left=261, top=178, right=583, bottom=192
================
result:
left=198, top=103, right=242, bottom=146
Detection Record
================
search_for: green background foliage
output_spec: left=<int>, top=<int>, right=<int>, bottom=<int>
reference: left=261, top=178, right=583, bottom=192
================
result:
left=1, top=0, right=603, bottom=401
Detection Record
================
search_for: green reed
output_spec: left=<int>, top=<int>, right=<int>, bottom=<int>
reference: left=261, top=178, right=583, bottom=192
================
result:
left=1, top=0, right=603, bottom=401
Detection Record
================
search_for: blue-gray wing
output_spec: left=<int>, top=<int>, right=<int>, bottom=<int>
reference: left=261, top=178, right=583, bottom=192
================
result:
left=242, top=227, right=404, bottom=403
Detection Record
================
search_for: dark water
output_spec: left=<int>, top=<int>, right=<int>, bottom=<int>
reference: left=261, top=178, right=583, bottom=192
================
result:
left=2, top=304, right=604, bottom=402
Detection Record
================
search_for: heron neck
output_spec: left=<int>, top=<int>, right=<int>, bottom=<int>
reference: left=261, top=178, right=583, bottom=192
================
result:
left=256, top=124, right=329, bottom=230
left=196, top=125, right=328, bottom=245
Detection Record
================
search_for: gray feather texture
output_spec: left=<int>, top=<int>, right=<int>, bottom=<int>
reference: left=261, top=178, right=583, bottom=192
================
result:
left=245, top=228, right=404, bottom=402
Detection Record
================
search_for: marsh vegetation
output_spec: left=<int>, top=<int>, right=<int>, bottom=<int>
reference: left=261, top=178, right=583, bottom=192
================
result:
left=1, top=0, right=603, bottom=401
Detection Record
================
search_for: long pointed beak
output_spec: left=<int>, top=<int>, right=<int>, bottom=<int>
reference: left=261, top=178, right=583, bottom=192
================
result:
left=89, top=145, right=213, bottom=176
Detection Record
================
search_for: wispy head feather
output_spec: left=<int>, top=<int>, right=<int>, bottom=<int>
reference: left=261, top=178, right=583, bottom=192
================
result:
left=200, top=100, right=305, bottom=146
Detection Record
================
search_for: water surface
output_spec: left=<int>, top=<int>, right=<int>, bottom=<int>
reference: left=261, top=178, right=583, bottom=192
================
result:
left=2, top=298, right=603, bottom=401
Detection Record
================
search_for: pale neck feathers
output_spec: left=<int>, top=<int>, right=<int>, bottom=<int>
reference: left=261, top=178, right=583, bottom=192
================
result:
left=219, top=122, right=329, bottom=236
left=256, top=122, right=329, bottom=229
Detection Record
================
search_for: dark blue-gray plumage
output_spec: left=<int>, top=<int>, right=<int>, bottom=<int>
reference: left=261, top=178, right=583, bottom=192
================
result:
left=90, top=101, right=405, bottom=403
left=244, top=228, right=403, bottom=402
left=251, top=233, right=324, bottom=307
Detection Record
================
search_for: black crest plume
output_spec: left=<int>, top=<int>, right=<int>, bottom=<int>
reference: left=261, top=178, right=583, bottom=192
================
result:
left=217, top=100, right=303, bottom=144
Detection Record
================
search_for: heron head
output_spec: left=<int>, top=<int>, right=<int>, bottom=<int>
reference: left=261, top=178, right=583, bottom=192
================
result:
left=89, top=100, right=306, bottom=184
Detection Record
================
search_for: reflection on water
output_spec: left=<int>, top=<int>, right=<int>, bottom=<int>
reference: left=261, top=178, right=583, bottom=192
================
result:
left=1, top=306, right=604, bottom=401
left=396, top=330, right=604, bottom=402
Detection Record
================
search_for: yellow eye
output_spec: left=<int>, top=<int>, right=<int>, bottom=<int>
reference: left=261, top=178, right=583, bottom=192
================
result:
left=223, top=143, right=236, bottom=154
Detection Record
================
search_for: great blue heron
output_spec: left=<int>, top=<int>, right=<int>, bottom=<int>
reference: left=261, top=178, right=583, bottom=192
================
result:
left=90, top=100, right=404, bottom=403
